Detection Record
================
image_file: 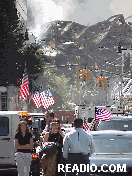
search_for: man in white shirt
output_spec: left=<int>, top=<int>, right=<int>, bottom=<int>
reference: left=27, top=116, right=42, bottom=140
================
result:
left=63, top=118, right=95, bottom=176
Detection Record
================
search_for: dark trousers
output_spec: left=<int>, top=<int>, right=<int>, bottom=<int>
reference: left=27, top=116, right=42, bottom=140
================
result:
left=56, top=152, right=65, bottom=176
left=66, top=153, right=90, bottom=176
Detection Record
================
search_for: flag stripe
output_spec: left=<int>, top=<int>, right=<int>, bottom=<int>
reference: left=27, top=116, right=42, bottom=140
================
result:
left=19, top=67, right=29, bottom=99
left=84, top=122, right=89, bottom=131
left=40, top=89, right=55, bottom=110
left=83, top=118, right=89, bottom=131
left=32, top=92, right=41, bottom=108
left=95, top=108, right=111, bottom=122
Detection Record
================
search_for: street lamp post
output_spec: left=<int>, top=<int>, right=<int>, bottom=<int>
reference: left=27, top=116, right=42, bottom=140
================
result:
left=117, top=43, right=132, bottom=108
left=117, top=43, right=123, bottom=108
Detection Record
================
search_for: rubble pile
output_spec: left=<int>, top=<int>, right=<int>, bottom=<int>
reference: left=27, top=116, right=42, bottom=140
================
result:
left=39, top=14, right=132, bottom=74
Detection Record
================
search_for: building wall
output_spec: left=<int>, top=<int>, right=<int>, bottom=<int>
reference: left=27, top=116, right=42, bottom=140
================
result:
left=16, top=0, right=27, bottom=33
left=54, top=111, right=75, bottom=124
left=7, top=85, right=21, bottom=111
left=0, top=86, right=22, bottom=111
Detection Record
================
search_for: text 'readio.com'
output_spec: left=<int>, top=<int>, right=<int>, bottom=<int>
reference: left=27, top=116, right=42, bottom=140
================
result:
left=58, top=164, right=127, bottom=173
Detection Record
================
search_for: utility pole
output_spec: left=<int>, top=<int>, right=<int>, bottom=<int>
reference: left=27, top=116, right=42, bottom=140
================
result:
left=76, top=56, right=80, bottom=105
left=76, top=56, right=80, bottom=90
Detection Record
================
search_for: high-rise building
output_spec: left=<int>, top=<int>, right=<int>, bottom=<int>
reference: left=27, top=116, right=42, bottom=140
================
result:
left=15, top=0, right=27, bottom=34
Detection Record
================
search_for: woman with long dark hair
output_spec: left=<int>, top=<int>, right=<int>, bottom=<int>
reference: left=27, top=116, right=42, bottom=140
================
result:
left=14, top=121, right=33, bottom=176
left=42, top=118, right=65, bottom=176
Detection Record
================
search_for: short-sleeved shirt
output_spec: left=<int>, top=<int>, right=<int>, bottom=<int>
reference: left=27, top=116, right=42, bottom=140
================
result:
left=15, top=132, right=33, bottom=153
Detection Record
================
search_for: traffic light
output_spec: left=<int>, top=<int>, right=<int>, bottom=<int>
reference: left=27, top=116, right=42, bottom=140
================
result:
left=97, top=77, right=103, bottom=87
left=83, top=69, right=87, bottom=81
left=97, top=76, right=108, bottom=87
left=79, top=69, right=92, bottom=82
left=99, top=78, right=103, bottom=87
left=79, top=70, right=84, bottom=81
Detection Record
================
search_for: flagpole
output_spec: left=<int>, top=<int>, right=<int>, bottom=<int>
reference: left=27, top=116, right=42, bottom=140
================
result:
left=26, top=97, right=28, bottom=112
left=21, top=98, right=23, bottom=110
left=19, top=63, right=29, bottom=112
left=17, top=89, right=19, bottom=110
left=25, top=62, right=29, bottom=113
left=39, top=90, right=43, bottom=112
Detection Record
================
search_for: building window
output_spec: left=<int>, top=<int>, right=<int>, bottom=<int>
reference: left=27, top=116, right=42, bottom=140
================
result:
left=1, top=92, right=7, bottom=111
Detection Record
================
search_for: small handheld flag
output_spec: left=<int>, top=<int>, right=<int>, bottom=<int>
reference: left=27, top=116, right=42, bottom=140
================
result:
left=83, top=117, right=89, bottom=131
left=95, top=107, right=111, bottom=122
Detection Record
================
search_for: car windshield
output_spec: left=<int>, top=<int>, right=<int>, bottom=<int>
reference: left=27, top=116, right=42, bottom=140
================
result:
left=97, top=120, right=132, bottom=131
left=92, top=135, right=132, bottom=155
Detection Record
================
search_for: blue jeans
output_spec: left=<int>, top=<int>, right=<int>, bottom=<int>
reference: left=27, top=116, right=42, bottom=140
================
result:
left=66, top=153, right=90, bottom=176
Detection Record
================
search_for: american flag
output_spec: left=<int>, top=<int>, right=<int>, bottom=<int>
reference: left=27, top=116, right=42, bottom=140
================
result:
left=31, top=91, right=41, bottom=109
left=95, top=107, right=111, bottom=122
left=83, top=118, right=89, bottom=131
left=19, top=67, right=29, bottom=99
left=40, top=89, right=55, bottom=109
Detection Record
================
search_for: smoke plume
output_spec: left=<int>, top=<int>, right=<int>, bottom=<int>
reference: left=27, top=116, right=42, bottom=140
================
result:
left=27, top=0, right=132, bottom=38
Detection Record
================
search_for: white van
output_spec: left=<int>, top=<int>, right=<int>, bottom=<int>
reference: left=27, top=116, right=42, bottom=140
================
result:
left=0, top=111, right=22, bottom=175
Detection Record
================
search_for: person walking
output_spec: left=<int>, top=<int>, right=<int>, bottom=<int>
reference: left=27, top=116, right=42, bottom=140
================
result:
left=14, top=121, right=33, bottom=176
left=41, top=110, right=54, bottom=135
left=63, top=118, right=95, bottom=176
left=41, top=118, right=65, bottom=176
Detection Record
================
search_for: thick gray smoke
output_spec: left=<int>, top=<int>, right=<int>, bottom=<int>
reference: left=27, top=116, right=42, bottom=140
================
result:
left=27, top=0, right=132, bottom=38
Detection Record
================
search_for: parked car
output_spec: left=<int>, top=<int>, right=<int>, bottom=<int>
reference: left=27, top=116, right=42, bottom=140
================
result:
left=90, top=130, right=132, bottom=175
left=96, top=116, right=132, bottom=131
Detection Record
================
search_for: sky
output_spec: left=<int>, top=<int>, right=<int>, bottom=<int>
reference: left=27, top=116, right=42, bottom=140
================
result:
left=27, top=0, right=132, bottom=38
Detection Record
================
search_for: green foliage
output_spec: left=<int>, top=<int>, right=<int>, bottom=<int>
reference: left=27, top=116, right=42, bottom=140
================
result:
left=0, top=0, right=24, bottom=86
left=41, top=67, right=81, bottom=110
left=0, top=1, right=48, bottom=88
left=18, top=44, right=49, bottom=90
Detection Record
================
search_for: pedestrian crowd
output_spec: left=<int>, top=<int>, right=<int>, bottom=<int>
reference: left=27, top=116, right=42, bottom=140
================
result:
left=14, top=110, right=95, bottom=176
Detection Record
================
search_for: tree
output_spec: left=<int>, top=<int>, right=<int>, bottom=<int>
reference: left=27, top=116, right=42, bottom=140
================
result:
left=39, top=67, right=81, bottom=110
left=0, top=0, right=24, bottom=86
left=0, top=1, right=49, bottom=88
left=18, top=44, right=49, bottom=90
